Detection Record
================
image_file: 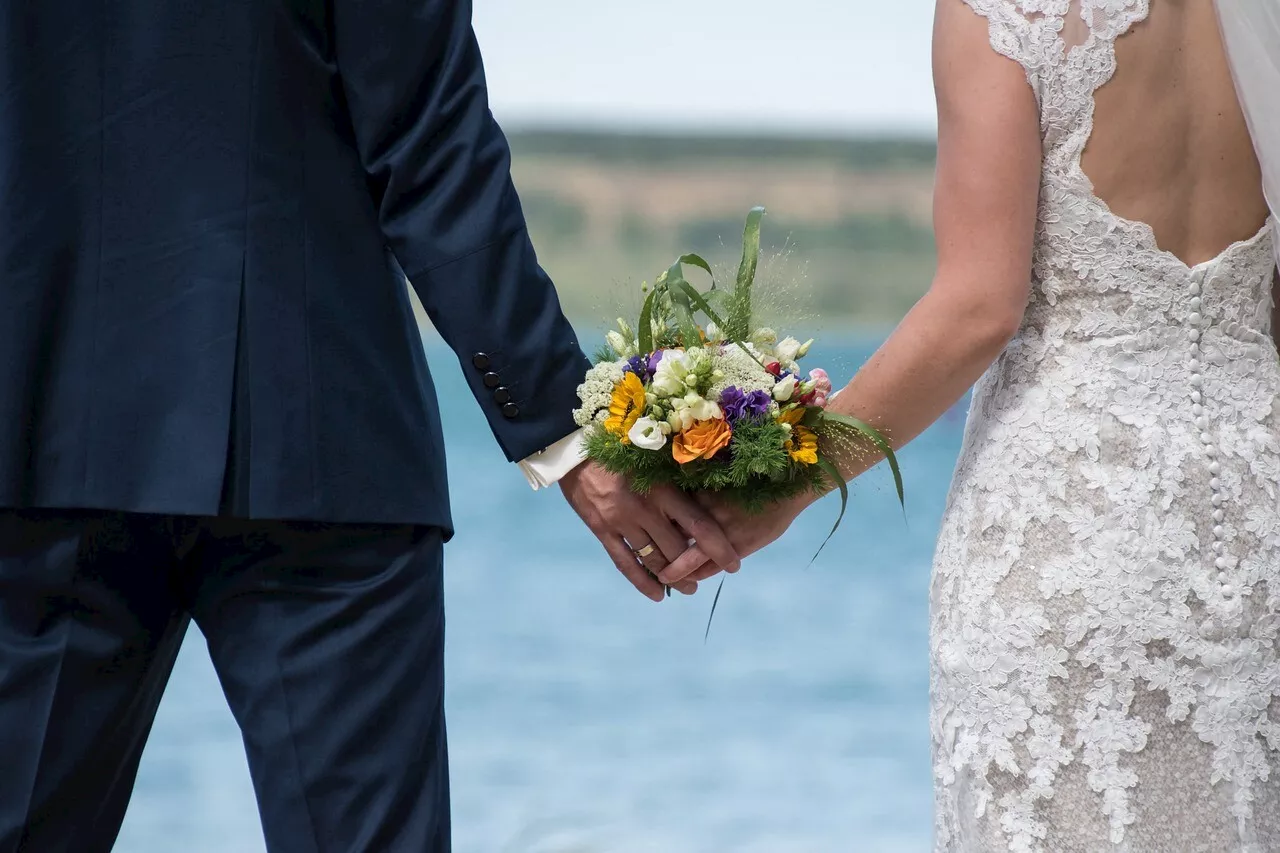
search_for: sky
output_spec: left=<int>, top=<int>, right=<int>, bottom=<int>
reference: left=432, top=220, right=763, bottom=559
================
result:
left=473, top=0, right=938, bottom=135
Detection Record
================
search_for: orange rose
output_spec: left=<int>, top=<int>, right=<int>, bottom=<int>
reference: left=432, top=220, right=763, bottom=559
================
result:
left=671, top=418, right=733, bottom=465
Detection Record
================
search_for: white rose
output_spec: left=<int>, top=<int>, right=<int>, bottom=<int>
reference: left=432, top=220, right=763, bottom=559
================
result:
left=773, top=374, right=799, bottom=402
left=629, top=417, right=669, bottom=450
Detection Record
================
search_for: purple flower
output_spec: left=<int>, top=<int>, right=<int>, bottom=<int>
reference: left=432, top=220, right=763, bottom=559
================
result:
left=720, top=387, right=772, bottom=424
left=647, top=350, right=665, bottom=375
left=624, top=355, right=651, bottom=381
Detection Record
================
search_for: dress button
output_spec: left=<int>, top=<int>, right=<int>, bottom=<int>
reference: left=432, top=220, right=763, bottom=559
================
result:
left=483, top=372, right=501, bottom=389
left=1213, top=542, right=1225, bottom=555
left=502, top=402, right=521, bottom=419
left=1213, top=525, right=1224, bottom=538
left=1210, top=477, right=1221, bottom=490
left=1221, top=585, right=1235, bottom=597
left=1209, top=461, right=1221, bottom=475
left=472, top=353, right=492, bottom=371
left=1188, top=329, right=1201, bottom=342
left=1215, top=554, right=1227, bottom=568
left=1192, top=404, right=1204, bottom=417
left=1190, top=297, right=1202, bottom=311
left=1201, top=433, right=1214, bottom=445
left=1213, top=509, right=1225, bottom=523
left=1190, top=374, right=1203, bottom=388
left=1191, top=391, right=1202, bottom=404
left=1196, top=417, right=1209, bottom=431
left=1217, top=572, right=1229, bottom=583
left=1190, top=282, right=1202, bottom=296
left=493, top=387, right=512, bottom=405
left=1211, top=493, right=1223, bottom=506
left=1189, top=312, right=1203, bottom=326
left=1190, top=359, right=1202, bottom=373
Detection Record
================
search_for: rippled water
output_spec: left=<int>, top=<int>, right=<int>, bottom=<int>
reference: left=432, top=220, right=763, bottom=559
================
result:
left=115, top=336, right=966, bottom=853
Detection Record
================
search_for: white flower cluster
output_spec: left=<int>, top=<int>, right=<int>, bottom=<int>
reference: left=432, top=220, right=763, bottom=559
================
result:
left=573, top=359, right=625, bottom=427
left=707, top=344, right=776, bottom=401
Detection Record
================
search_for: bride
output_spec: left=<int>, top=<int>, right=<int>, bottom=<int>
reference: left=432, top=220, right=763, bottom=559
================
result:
left=660, top=1, right=1280, bottom=849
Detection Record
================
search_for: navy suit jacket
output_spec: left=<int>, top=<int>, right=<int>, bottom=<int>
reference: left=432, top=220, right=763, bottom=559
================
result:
left=0, top=1, right=591, bottom=531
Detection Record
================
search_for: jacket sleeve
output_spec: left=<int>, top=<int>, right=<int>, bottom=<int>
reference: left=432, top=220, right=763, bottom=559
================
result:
left=332, top=0, right=591, bottom=462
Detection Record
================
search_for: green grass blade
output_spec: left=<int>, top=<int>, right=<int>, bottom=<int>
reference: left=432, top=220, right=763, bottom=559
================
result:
left=671, top=279, right=728, bottom=331
left=822, top=413, right=905, bottom=511
left=704, top=577, right=726, bottom=642
left=677, top=253, right=715, bottom=282
left=730, top=207, right=766, bottom=339
left=638, top=287, right=658, bottom=355
left=809, top=458, right=849, bottom=568
left=666, top=267, right=702, bottom=349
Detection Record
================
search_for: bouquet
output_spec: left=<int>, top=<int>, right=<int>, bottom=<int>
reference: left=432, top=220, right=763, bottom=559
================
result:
left=573, top=208, right=903, bottom=554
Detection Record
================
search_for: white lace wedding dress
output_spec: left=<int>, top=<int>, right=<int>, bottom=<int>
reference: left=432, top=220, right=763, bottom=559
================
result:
left=930, top=3, right=1280, bottom=851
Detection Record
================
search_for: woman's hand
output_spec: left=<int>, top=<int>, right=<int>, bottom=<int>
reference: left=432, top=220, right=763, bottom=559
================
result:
left=656, top=492, right=814, bottom=586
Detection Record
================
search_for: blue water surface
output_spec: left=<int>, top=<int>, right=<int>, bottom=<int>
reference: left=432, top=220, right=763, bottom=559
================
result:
left=115, top=335, right=967, bottom=853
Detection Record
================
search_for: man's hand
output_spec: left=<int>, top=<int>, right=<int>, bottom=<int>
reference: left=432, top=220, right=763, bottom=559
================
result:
left=559, top=464, right=741, bottom=601
left=656, top=494, right=812, bottom=586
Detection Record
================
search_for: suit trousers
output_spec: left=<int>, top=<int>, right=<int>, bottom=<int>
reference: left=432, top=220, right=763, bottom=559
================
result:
left=0, top=510, right=450, bottom=853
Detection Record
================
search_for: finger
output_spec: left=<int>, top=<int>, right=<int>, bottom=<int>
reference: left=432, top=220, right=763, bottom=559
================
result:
left=602, top=534, right=665, bottom=602
left=672, top=579, right=698, bottom=595
left=654, top=489, right=741, bottom=574
left=622, top=527, right=667, bottom=573
left=686, top=560, right=726, bottom=584
left=659, top=543, right=710, bottom=586
left=637, top=511, right=688, bottom=565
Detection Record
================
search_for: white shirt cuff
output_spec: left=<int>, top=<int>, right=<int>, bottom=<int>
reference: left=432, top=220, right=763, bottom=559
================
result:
left=518, top=428, right=588, bottom=490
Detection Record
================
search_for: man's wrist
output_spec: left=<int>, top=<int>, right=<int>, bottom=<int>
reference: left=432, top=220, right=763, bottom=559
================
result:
left=518, top=429, right=588, bottom=490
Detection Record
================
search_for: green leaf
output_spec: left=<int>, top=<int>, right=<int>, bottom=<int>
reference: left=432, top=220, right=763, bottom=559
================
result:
left=729, top=207, right=766, bottom=339
left=677, top=253, right=715, bottom=281
left=810, top=458, right=849, bottom=568
left=669, top=278, right=767, bottom=368
left=669, top=279, right=728, bottom=331
left=638, top=287, right=658, bottom=355
left=822, top=413, right=905, bottom=511
left=665, top=273, right=701, bottom=350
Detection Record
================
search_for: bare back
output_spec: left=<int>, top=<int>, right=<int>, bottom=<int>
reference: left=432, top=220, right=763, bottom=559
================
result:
left=1081, top=0, right=1270, bottom=267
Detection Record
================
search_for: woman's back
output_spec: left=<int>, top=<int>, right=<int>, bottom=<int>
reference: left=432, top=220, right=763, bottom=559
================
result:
left=1082, top=0, right=1270, bottom=267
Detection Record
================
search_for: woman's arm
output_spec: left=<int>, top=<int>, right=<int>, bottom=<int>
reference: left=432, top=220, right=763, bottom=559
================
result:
left=660, top=0, right=1043, bottom=585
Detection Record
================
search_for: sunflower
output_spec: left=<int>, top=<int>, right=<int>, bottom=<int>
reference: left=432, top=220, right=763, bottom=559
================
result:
left=777, top=406, right=805, bottom=427
left=785, top=424, right=819, bottom=465
left=604, top=372, right=646, bottom=444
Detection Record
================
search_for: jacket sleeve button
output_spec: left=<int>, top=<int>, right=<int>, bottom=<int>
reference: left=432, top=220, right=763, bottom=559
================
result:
left=482, top=372, right=501, bottom=388
left=502, top=402, right=521, bottom=419
left=493, top=387, right=512, bottom=404
left=472, top=353, right=491, bottom=371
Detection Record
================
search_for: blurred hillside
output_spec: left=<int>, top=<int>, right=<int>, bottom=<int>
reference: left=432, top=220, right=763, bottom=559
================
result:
left=506, top=130, right=937, bottom=329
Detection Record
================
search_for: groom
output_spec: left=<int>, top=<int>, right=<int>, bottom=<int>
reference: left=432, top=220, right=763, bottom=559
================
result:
left=0, top=2, right=739, bottom=851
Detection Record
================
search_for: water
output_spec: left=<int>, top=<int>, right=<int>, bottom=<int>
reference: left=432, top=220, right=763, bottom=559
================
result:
left=115, top=335, right=967, bottom=853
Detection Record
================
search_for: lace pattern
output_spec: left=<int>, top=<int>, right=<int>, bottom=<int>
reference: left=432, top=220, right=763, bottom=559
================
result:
left=933, top=2, right=1280, bottom=850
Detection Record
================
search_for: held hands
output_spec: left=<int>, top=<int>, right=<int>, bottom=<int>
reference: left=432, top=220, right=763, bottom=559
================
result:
left=559, top=463, right=742, bottom=600
left=657, top=493, right=814, bottom=587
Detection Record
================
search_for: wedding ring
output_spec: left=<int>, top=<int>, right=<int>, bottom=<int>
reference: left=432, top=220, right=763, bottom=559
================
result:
left=633, top=543, right=657, bottom=559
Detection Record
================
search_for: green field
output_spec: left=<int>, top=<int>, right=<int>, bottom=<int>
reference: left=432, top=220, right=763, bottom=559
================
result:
left=505, top=130, right=938, bottom=330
